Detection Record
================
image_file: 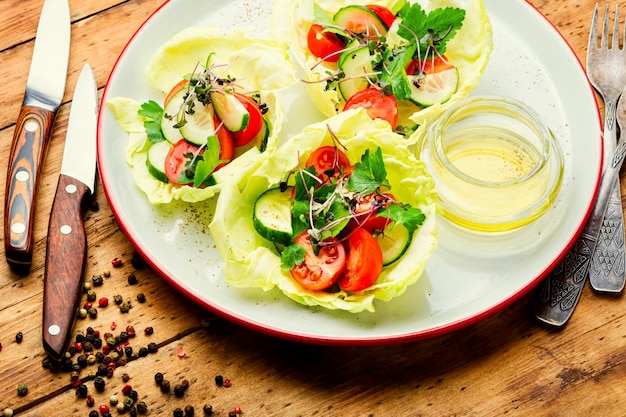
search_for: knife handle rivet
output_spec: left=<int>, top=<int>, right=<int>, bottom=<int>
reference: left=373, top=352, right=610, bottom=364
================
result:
left=60, top=225, right=72, bottom=235
left=48, top=324, right=60, bottom=336
left=24, top=121, right=38, bottom=132
left=11, top=222, right=26, bottom=235
left=15, top=170, right=29, bottom=182
left=65, top=184, right=77, bottom=194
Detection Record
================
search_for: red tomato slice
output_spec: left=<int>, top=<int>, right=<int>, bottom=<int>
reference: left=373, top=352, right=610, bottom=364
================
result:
left=344, top=192, right=396, bottom=234
left=338, top=228, right=383, bottom=292
left=305, top=146, right=353, bottom=183
left=164, top=139, right=200, bottom=184
left=366, top=4, right=396, bottom=28
left=406, top=55, right=454, bottom=76
left=290, top=232, right=347, bottom=291
left=229, top=93, right=263, bottom=147
left=343, top=87, right=398, bottom=129
left=307, top=24, right=346, bottom=63
left=164, top=79, right=188, bottom=107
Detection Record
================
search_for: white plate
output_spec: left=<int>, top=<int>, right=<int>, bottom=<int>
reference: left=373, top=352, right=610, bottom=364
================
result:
left=97, top=0, right=601, bottom=344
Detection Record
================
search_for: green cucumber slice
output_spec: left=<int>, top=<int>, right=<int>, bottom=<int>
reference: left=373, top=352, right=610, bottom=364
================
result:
left=211, top=91, right=250, bottom=132
left=408, top=67, right=459, bottom=107
left=333, top=5, right=389, bottom=34
left=375, top=223, right=412, bottom=266
left=146, top=140, right=172, bottom=183
left=253, top=187, right=293, bottom=245
left=338, top=42, right=374, bottom=101
left=179, top=101, right=217, bottom=146
left=161, top=89, right=186, bottom=144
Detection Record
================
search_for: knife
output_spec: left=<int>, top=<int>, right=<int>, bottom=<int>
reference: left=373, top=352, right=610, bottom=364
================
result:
left=3, top=0, right=70, bottom=273
left=42, top=63, right=98, bottom=362
left=533, top=119, right=626, bottom=327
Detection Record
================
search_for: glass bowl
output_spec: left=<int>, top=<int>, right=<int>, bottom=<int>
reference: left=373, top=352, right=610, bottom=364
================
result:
left=417, top=95, right=564, bottom=232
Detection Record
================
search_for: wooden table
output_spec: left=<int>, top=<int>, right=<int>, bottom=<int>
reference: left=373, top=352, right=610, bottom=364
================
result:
left=1, top=0, right=624, bottom=416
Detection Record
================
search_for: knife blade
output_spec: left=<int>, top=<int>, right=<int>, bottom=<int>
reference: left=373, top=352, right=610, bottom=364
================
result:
left=42, top=63, right=98, bottom=362
left=533, top=121, right=626, bottom=327
left=3, top=0, right=70, bottom=273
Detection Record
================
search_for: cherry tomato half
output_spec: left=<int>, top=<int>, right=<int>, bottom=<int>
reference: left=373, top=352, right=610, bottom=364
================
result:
left=307, top=24, right=346, bottom=63
left=354, top=192, right=396, bottom=233
left=213, top=114, right=234, bottom=170
left=229, top=93, right=263, bottom=147
left=366, top=4, right=396, bottom=29
left=305, top=146, right=353, bottom=183
left=290, top=232, right=347, bottom=291
left=164, top=139, right=200, bottom=184
left=338, top=228, right=383, bottom=292
left=406, top=55, right=454, bottom=76
left=343, top=87, right=398, bottom=129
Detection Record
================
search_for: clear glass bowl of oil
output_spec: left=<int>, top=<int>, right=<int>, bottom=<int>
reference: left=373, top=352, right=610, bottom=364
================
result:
left=417, top=96, right=564, bottom=232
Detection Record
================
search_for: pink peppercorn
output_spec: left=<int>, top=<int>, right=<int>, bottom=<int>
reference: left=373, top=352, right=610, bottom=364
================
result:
left=234, top=406, right=242, bottom=414
left=121, top=384, right=132, bottom=396
left=84, top=302, right=93, bottom=309
left=98, top=404, right=109, bottom=415
left=111, top=257, right=123, bottom=267
left=223, top=379, right=232, bottom=387
left=86, top=395, right=95, bottom=407
left=75, top=342, right=83, bottom=352
left=98, top=298, right=109, bottom=308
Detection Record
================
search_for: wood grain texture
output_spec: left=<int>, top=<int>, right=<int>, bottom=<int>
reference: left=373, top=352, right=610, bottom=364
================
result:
left=1, top=1, right=626, bottom=416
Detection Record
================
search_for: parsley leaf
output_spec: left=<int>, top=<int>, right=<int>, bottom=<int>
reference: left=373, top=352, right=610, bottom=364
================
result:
left=281, top=243, right=306, bottom=272
left=138, top=100, right=167, bottom=143
left=347, top=147, right=390, bottom=194
left=379, top=203, right=425, bottom=234
left=192, top=136, right=223, bottom=187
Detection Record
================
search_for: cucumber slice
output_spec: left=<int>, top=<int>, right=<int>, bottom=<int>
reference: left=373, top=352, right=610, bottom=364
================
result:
left=161, top=89, right=186, bottom=144
left=179, top=101, right=217, bottom=146
left=338, top=42, right=374, bottom=101
left=375, top=223, right=412, bottom=266
left=253, top=187, right=293, bottom=245
left=146, top=140, right=173, bottom=183
left=211, top=91, right=250, bottom=132
left=333, top=5, right=389, bottom=34
left=407, top=67, right=459, bottom=107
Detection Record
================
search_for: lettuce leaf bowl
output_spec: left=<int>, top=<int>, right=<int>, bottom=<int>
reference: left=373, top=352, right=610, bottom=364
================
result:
left=106, top=25, right=298, bottom=204
left=270, top=0, right=493, bottom=143
left=209, top=109, right=438, bottom=313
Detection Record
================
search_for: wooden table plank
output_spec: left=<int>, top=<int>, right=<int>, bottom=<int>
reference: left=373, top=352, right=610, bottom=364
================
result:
left=1, top=0, right=626, bottom=416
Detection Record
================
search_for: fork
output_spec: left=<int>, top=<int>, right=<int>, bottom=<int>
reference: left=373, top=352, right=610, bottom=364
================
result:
left=533, top=89, right=626, bottom=327
left=586, top=3, right=626, bottom=293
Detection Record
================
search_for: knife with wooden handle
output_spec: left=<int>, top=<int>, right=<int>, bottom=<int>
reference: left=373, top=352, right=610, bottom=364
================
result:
left=4, top=0, right=70, bottom=273
left=42, top=64, right=98, bottom=362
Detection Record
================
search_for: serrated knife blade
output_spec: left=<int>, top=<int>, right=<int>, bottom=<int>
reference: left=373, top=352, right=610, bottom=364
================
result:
left=42, top=63, right=98, bottom=362
left=4, top=0, right=71, bottom=273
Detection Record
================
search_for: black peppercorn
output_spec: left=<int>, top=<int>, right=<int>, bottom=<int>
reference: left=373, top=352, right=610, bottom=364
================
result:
left=129, top=406, right=138, bottom=417
left=136, top=401, right=148, bottom=414
left=83, top=341, right=94, bottom=352
left=228, top=412, right=237, bottom=417
left=160, top=379, right=171, bottom=393
left=173, top=384, right=186, bottom=398
left=94, top=376, right=106, bottom=392
left=77, top=354, right=88, bottom=368
left=147, top=342, right=158, bottom=353
left=127, top=273, right=138, bottom=285
left=173, top=408, right=184, bottom=417
left=97, top=363, right=108, bottom=376
left=75, top=333, right=85, bottom=343
left=184, top=405, right=195, bottom=417
left=67, top=345, right=76, bottom=356
left=144, top=326, right=154, bottom=335
left=86, top=290, right=97, bottom=301
left=214, top=375, right=224, bottom=386
left=124, top=346, right=133, bottom=357
left=136, top=293, right=146, bottom=303
left=114, top=294, right=124, bottom=305
left=128, top=390, right=138, bottom=401
left=138, top=347, right=148, bottom=357
left=17, top=383, right=28, bottom=396
left=15, top=332, right=23, bottom=343
left=202, top=405, right=213, bottom=416
left=75, top=383, right=88, bottom=398
left=154, top=372, right=164, bottom=385
left=89, top=411, right=99, bottom=417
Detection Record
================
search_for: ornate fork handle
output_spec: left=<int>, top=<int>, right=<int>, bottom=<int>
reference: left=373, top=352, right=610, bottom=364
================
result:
left=534, top=137, right=626, bottom=327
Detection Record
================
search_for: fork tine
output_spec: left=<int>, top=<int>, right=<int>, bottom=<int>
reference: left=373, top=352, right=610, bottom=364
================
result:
left=589, top=4, right=599, bottom=50
left=612, top=4, right=620, bottom=49
left=601, top=4, right=609, bottom=49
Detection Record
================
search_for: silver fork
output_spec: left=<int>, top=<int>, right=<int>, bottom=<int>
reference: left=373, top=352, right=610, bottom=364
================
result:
left=587, top=3, right=626, bottom=293
left=533, top=90, right=626, bottom=327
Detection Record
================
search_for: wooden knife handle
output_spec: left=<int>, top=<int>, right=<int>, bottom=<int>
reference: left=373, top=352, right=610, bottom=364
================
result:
left=4, top=105, right=56, bottom=273
left=42, top=174, right=92, bottom=361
